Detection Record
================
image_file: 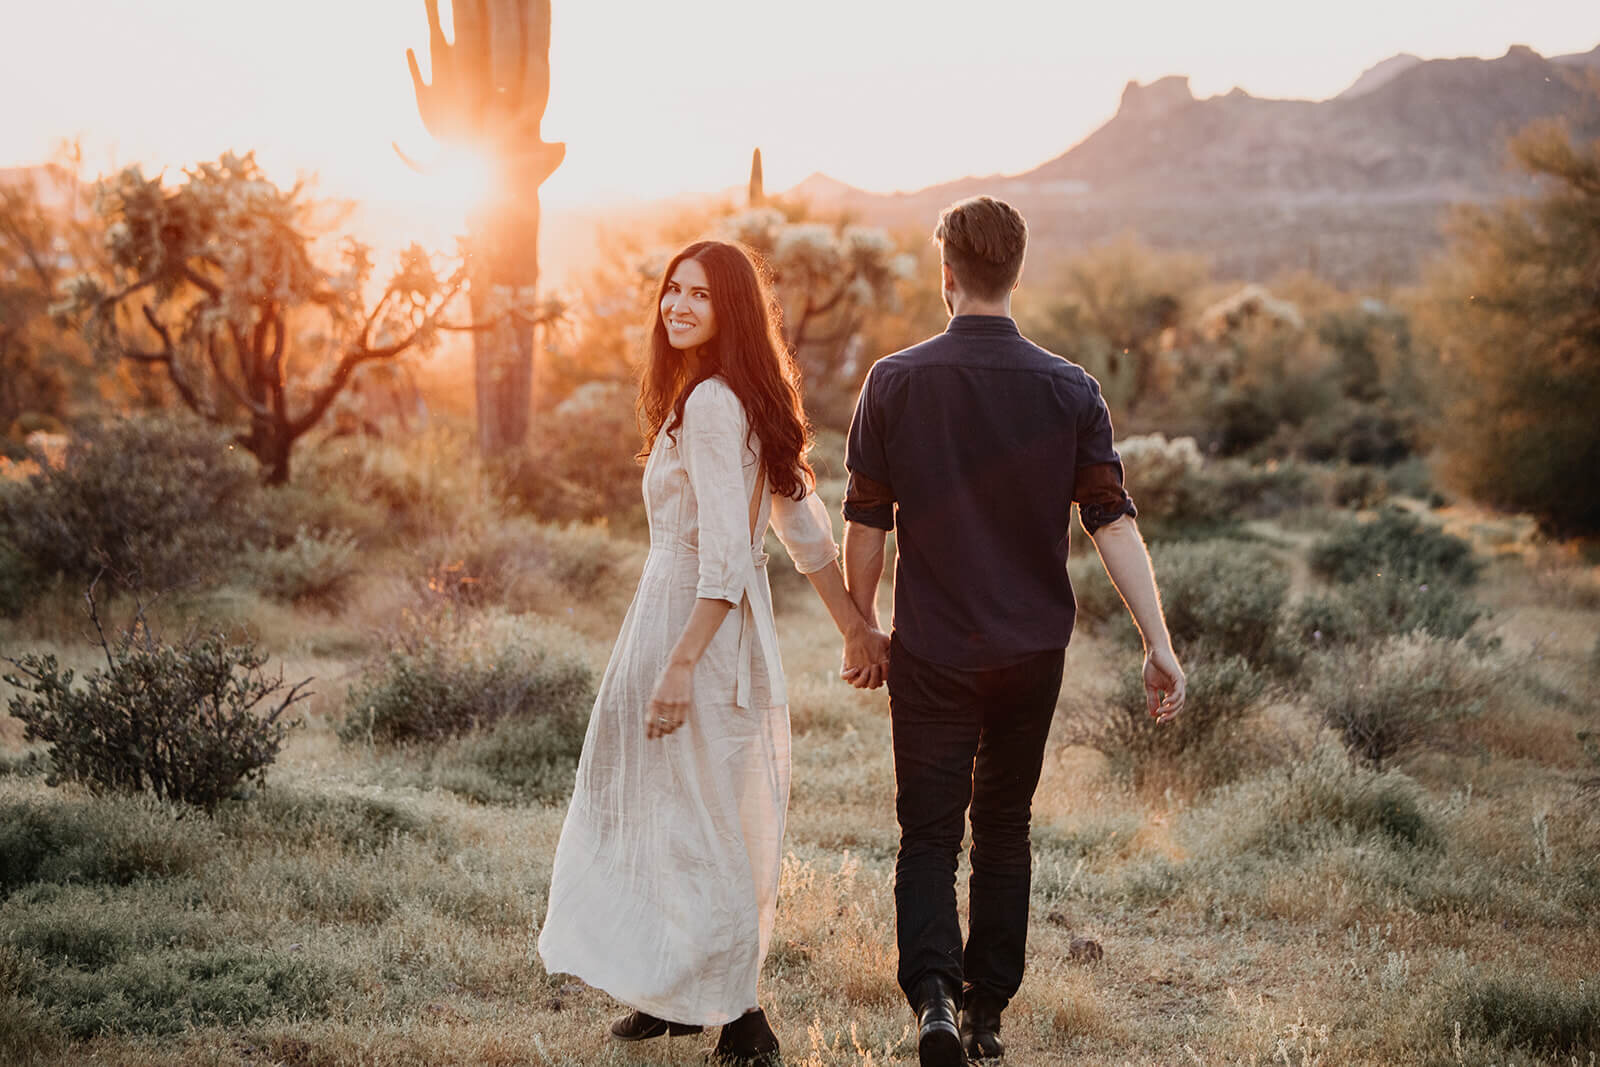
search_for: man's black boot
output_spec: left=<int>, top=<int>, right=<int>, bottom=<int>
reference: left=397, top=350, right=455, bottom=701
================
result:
left=911, top=976, right=967, bottom=1066
left=959, top=990, right=1005, bottom=1060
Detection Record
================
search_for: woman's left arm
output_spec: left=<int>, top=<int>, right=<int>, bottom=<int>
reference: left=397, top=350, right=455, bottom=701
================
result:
left=772, top=490, right=890, bottom=688
left=648, top=597, right=735, bottom=739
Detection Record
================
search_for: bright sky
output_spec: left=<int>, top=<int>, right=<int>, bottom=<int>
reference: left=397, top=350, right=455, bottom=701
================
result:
left=2, top=0, right=1594, bottom=240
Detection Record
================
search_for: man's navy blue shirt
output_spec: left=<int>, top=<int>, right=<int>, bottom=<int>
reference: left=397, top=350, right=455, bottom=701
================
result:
left=844, top=314, right=1135, bottom=670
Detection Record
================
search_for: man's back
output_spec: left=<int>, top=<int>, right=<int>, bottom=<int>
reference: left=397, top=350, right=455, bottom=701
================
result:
left=845, top=314, right=1129, bottom=669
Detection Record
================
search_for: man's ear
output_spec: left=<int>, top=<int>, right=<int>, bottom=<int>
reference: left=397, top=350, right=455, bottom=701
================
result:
left=941, top=260, right=956, bottom=291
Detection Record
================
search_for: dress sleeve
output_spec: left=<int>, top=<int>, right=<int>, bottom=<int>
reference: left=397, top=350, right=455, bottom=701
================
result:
left=770, top=487, right=840, bottom=575
left=680, top=381, right=752, bottom=603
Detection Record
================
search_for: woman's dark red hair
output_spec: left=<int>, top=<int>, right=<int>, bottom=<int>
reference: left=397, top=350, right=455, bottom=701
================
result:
left=637, top=240, right=815, bottom=500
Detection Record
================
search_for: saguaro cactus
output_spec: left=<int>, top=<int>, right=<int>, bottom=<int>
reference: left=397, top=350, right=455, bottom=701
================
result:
left=406, top=0, right=565, bottom=454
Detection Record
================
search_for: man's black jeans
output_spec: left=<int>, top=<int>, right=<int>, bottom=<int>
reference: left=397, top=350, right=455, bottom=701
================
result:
left=887, top=633, right=1065, bottom=1009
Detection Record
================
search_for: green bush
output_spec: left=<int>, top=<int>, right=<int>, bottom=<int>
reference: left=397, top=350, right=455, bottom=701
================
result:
left=498, top=383, right=646, bottom=525
left=0, top=416, right=263, bottom=595
left=1308, top=508, right=1480, bottom=587
left=1433, top=970, right=1600, bottom=1058
left=1066, top=554, right=1135, bottom=636
left=434, top=712, right=589, bottom=804
left=241, top=525, right=360, bottom=605
left=0, top=795, right=214, bottom=895
left=1151, top=540, right=1292, bottom=668
left=0, top=535, right=46, bottom=619
left=1197, top=742, right=1436, bottom=856
left=1293, top=575, right=1482, bottom=647
left=1074, top=539, right=1292, bottom=671
left=4, top=622, right=307, bottom=811
left=1116, top=434, right=1229, bottom=536
left=340, top=613, right=594, bottom=747
left=431, top=515, right=636, bottom=610
left=15, top=942, right=334, bottom=1038
left=1068, top=652, right=1270, bottom=787
left=294, top=426, right=491, bottom=543
left=1310, top=633, right=1497, bottom=767
left=1204, top=458, right=1328, bottom=518
left=216, top=787, right=434, bottom=854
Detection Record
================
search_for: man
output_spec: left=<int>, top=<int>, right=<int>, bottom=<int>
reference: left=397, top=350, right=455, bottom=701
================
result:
left=839, top=196, right=1186, bottom=1066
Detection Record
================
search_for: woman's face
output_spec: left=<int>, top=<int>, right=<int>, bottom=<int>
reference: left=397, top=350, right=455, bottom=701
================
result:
left=660, top=257, right=717, bottom=354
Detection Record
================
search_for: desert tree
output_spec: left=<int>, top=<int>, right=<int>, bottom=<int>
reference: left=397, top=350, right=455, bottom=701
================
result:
left=1023, top=236, right=1208, bottom=417
left=0, top=149, right=105, bottom=434
left=62, top=152, right=468, bottom=485
left=1419, top=118, right=1600, bottom=536
left=719, top=206, right=913, bottom=423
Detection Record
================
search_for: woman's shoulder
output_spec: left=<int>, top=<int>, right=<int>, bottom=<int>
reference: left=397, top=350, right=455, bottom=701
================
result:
left=683, top=376, right=748, bottom=425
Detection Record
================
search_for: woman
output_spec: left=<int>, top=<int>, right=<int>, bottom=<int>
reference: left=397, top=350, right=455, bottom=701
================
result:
left=538, top=240, right=888, bottom=1065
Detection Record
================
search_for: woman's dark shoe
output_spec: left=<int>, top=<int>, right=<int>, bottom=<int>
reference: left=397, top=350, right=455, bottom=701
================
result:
left=912, top=977, right=967, bottom=1066
left=609, top=1009, right=703, bottom=1041
left=959, top=991, right=1005, bottom=1060
left=708, top=1007, right=782, bottom=1065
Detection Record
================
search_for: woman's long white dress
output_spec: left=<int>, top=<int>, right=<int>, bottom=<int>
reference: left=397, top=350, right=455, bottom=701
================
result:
left=537, top=377, right=839, bottom=1026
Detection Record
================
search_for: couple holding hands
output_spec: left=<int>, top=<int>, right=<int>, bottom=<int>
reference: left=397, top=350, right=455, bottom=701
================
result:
left=537, top=195, right=1186, bottom=1066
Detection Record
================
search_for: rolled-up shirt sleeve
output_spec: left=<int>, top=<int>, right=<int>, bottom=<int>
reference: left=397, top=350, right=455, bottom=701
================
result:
left=770, top=488, right=840, bottom=574
left=844, top=366, right=896, bottom=530
left=1074, top=377, right=1137, bottom=535
left=680, top=381, right=751, bottom=603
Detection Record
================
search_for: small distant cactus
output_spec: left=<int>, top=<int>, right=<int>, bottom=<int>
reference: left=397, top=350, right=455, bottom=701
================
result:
left=749, top=148, right=765, bottom=206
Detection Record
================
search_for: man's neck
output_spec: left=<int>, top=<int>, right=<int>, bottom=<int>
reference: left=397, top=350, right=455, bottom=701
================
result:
left=947, top=294, right=1012, bottom=319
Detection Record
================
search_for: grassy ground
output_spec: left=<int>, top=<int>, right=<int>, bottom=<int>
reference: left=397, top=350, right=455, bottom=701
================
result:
left=2, top=503, right=1598, bottom=1066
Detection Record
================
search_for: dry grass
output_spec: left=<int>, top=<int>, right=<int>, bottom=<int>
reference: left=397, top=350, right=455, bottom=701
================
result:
left=3, top=498, right=1599, bottom=1066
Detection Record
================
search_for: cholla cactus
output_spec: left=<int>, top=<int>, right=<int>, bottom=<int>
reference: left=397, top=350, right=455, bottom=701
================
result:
left=406, top=0, right=565, bottom=453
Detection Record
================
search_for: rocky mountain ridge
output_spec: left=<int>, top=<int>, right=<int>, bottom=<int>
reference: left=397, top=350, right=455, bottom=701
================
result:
left=788, top=43, right=1600, bottom=285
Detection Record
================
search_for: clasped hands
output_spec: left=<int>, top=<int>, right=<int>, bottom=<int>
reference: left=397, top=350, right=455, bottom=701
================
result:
left=839, top=624, right=891, bottom=690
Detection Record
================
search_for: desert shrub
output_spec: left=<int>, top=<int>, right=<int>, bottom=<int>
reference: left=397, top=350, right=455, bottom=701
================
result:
left=295, top=426, right=492, bottom=543
left=0, top=535, right=46, bottom=619
left=1150, top=540, right=1292, bottom=668
left=1293, top=576, right=1482, bottom=646
left=0, top=416, right=262, bottom=594
left=0, top=795, right=215, bottom=895
left=4, top=618, right=308, bottom=811
left=241, top=525, right=360, bottom=605
left=499, top=382, right=645, bottom=525
left=1116, top=434, right=1227, bottom=533
left=434, top=712, right=589, bottom=804
left=216, top=787, right=433, bottom=854
left=1328, top=463, right=1390, bottom=510
left=1310, top=633, right=1497, bottom=766
left=1294, top=401, right=1417, bottom=467
left=17, top=943, right=334, bottom=1038
left=1072, top=539, right=1292, bottom=670
left=1431, top=970, right=1600, bottom=1059
left=1066, top=554, right=1135, bottom=635
left=1204, top=457, right=1329, bottom=518
left=1068, top=652, right=1270, bottom=787
left=0, top=978, right=65, bottom=1065
left=340, top=613, right=594, bottom=747
left=429, top=515, right=636, bottom=610
left=1196, top=742, right=1436, bottom=856
left=1308, top=508, right=1480, bottom=587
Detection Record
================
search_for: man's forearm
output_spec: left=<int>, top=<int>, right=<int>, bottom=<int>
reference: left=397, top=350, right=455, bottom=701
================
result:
left=842, top=521, right=888, bottom=628
left=1087, top=515, right=1173, bottom=653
